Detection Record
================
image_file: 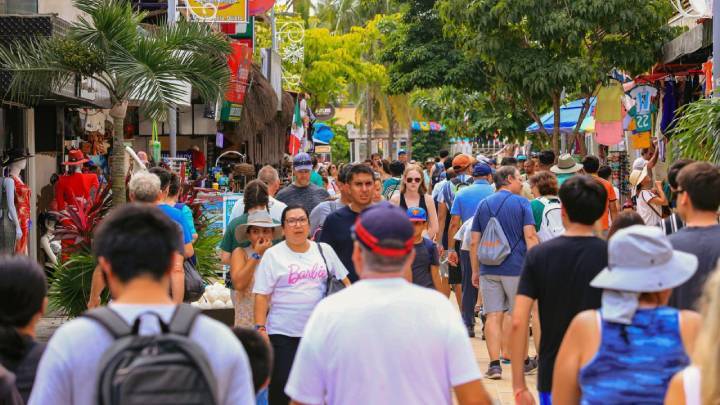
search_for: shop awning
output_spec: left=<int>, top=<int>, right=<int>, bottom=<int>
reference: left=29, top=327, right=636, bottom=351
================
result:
left=312, top=122, right=335, bottom=145
left=526, top=97, right=596, bottom=134
left=411, top=120, right=446, bottom=133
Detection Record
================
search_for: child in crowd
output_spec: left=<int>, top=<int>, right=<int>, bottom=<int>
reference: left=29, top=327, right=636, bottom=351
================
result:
left=407, top=207, right=441, bottom=290
left=232, top=327, right=273, bottom=405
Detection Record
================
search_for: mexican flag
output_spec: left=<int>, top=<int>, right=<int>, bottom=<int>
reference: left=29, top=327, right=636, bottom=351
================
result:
left=289, top=100, right=304, bottom=156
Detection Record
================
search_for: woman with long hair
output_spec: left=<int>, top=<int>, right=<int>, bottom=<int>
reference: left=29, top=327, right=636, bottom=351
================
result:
left=327, top=163, right=341, bottom=198
left=553, top=225, right=700, bottom=404
left=0, top=256, right=47, bottom=403
left=665, top=266, right=720, bottom=405
left=390, top=164, right=439, bottom=239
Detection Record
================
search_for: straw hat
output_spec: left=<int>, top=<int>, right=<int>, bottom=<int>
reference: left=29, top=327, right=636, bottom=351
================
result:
left=550, top=154, right=583, bottom=174
left=628, top=167, right=649, bottom=197
left=234, top=211, right=282, bottom=243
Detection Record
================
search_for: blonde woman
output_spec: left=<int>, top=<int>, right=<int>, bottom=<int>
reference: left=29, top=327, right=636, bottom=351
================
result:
left=665, top=266, right=720, bottom=405
left=390, top=164, right=439, bottom=238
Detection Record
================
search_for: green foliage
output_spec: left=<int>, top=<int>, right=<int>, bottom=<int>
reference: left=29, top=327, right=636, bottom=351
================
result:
left=670, top=99, right=720, bottom=163
left=411, top=132, right=447, bottom=163
left=311, top=0, right=404, bottom=33
left=48, top=251, right=107, bottom=318
left=329, top=123, right=351, bottom=163
left=380, top=0, right=486, bottom=94
left=437, top=0, right=676, bottom=145
left=193, top=214, right=224, bottom=281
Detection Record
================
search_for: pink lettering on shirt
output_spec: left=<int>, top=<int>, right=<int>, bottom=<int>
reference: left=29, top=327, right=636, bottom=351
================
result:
left=287, top=263, right=328, bottom=285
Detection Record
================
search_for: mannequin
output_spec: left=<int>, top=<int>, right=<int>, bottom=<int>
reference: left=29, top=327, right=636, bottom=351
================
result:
left=0, top=164, right=21, bottom=254
left=1, top=149, right=33, bottom=255
left=39, top=213, right=60, bottom=267
left=55, top=149, right=99, bottom=210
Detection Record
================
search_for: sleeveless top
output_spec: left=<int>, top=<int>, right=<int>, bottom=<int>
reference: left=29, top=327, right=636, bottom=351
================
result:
left=579, top=307, right=689, bottom=404
left=682, top=366, right=701, bottom=405
left=232, top=246, right=256, bottom=328
left=400, top=192, right=428, bottom=212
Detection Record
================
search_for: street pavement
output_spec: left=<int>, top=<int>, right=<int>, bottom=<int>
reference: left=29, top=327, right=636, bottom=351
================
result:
left=38, top=296, right=538, bottom=405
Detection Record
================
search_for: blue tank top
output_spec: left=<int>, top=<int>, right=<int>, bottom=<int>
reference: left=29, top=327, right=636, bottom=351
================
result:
left=579, top=307, right=689, bottom=404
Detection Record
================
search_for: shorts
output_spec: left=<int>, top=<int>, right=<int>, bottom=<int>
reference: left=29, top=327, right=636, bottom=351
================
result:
left=448, top=264, right=462, bottom=285
left=480, top=274, right=520, bottom=313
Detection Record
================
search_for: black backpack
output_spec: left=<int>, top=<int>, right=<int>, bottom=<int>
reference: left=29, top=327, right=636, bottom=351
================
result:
left=83, top=305, right=218, bottom=405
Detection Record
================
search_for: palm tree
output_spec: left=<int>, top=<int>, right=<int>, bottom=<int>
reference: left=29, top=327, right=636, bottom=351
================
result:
left=0, top=0, right=230, bottom=206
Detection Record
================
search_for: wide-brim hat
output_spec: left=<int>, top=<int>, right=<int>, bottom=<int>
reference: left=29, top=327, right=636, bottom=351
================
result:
left=551, top=153, right=583, bottom=174
left=591, top=225, right=698, bottom=293
left=3, top=148, right=33, bottom=165
left=62, top=149, right=89, bottom=166
left=628, top=167, right=649, bottom=197
left=235, top=210, right=282, bottom=243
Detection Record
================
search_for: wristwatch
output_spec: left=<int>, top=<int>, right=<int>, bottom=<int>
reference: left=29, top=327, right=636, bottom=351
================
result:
left=251, top=252, right=262, bottom=260
left=254, top=324, right=266, bottom=331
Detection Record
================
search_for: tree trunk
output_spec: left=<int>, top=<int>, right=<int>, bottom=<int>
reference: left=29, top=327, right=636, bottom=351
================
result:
left=110, top=109, right=127, bottom=206
left=551, top=94, right=561, bottom=159
left=366, top=86, right=373, bottom=160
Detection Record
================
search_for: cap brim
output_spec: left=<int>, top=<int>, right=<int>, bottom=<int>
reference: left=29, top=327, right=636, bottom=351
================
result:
left=590, top=250, right=698, bottom=293
left=409, top=218, right=427, bottom=222
left=550, top=163, right=583, bottom=174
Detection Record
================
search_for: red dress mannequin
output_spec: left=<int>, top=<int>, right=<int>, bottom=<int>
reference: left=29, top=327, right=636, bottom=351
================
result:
left=55, top=150, right=99, bottom=210
left=3, top=148, right=33, bottom=255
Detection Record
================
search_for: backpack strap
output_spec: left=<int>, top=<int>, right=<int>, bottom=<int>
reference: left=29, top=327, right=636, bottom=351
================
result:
left=168, top=304, right=201, bottom=336
left=489, top=192, right=513, bottom=218
left=83, top=307, right=133, bottom=338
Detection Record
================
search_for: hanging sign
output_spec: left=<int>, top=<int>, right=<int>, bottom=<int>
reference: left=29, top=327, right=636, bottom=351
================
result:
left=222, top=39, right=253, bottom=122
left=182, top=0, right=248, bottom=23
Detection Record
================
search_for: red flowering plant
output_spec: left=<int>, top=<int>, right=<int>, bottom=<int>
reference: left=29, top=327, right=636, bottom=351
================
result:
left=48, top=183, right=112, bottom=317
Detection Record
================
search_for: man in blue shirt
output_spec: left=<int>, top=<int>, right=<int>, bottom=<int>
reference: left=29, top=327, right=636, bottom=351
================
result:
left=470, top=165, right=539, bottom=380
left=448, top=162, right=495, bottom=335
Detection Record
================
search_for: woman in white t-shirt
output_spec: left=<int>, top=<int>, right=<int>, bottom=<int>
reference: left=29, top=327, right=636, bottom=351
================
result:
left=665, top=267, right=720, bottom=405
left=253, top=205, right=350, bottom=405
left=632, top=168, right=667, bottom=227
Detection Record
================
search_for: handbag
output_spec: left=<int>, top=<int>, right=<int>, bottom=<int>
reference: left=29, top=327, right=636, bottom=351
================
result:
left=183, top=259, right=205, bottom=303
left=316, top=242, right=345, bottom=297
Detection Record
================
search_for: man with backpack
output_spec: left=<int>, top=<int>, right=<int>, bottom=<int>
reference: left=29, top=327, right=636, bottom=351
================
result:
left=528, top=171, right=565, bottom=242
left=447, top=162, right=495, bottom=336
left=382, top=160, right=405, bottom=200
left=29, top=204, right=255, bottom=405
left=511, top=176, right=607, bottom=405
left=469, top=166, right=539, bottom=380
left=431, top=150, right=450, bottom=187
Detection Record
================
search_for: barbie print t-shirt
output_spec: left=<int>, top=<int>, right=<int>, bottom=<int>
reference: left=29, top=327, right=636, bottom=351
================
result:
left=253, top=241, right=348, bottom=337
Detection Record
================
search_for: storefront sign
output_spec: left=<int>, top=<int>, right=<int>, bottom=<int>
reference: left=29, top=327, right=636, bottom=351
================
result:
left=315, top=145, right=331, bottom=154
left=182, top=0, right=248, bottom=23
left=314, top=104, right=335, bottom=121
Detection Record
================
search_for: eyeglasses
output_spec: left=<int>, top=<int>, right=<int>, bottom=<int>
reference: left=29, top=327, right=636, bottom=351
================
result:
left=285, top=217, right=308, bottom=227
left=675, top=188, right=686, bottom=195
left=406, top=177, right=422, bottom=183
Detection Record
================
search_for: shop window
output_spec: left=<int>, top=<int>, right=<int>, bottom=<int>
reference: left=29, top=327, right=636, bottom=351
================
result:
left=1, top=0, right=38, bottom=14
left=0, top=106, right=25, bottom=151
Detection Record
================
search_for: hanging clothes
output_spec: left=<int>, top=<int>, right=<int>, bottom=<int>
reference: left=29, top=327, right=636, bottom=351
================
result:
left=11, top=175, right=30, bottom=254
left=596, top=83, right=626, bottom=122
left=702, top=60, right=713, bottom=97
left=660, top=80, right=678, bottom=135
left=628, top=105, right=656, bottom=133
left=595, top=121, right=624, bottom=146
left=628, top=85, right=658, bottom=115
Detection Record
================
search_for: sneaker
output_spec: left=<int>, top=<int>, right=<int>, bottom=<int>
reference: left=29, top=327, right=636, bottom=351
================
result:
left=501, top=357, right=511, bottom=364
left=485, top=364, right=502, bottom=380
left=524, top=357, right=538, bottom=375
left=467, top=325, right=476, bottom=338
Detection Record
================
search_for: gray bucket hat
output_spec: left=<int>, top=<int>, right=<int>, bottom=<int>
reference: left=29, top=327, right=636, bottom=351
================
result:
left=591, top=225, right=698, bottom=293
left=235, top=210, right=282, bottom=243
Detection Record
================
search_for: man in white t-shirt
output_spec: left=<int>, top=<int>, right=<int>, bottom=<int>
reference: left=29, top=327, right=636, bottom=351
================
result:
left=230, top=165, right=287, bottom=222
left=285, top=202, right=491, bottom=405
left=29, top=205, right=255, bottom=405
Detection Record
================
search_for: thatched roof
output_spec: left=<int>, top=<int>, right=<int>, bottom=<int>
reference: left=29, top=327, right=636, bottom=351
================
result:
left=225, top=63, right=293, bottom=144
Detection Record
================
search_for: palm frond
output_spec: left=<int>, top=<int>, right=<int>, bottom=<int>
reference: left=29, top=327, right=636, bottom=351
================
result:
left=155, top=20, right=231, bottom=59
left=72, top=0, right=145, bottom=52
left=670, top=98, right=720, bottom=163
left=48, top=251, right=107, bottom=318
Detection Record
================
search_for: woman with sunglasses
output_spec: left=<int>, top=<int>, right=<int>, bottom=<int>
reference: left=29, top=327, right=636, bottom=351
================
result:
left=327, top=164, right=341, bottom=199
left=253, top=205, right=350, bottom=405
left=390, top=164, right=439, bottom=239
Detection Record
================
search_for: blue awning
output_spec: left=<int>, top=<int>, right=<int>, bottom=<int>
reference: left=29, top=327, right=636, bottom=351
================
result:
left=526, top=97, right=596, bottom=134
left=312, top=122, right=335, bottom=144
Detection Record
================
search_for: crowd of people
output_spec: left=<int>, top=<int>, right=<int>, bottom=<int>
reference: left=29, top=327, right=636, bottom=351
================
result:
left=0, top=145, right=719, bottom=405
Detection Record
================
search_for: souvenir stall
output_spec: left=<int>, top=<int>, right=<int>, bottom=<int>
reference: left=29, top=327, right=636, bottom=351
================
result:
left=410, top=121, right=448, bottom=161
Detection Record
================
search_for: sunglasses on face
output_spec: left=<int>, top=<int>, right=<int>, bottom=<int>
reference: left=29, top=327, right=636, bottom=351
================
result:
left=406, top=177, right=422, bottom=183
